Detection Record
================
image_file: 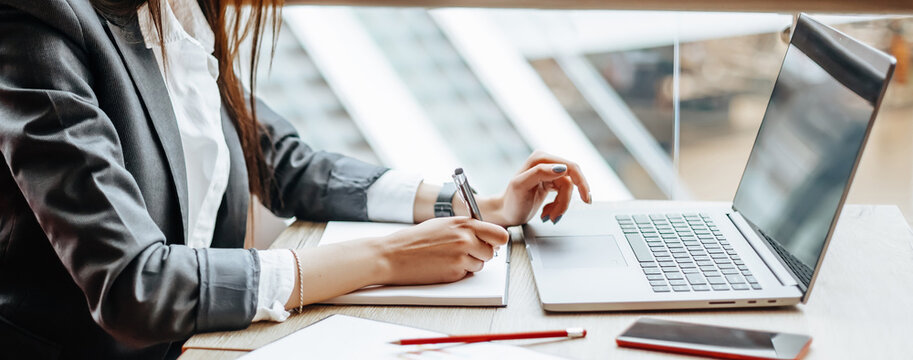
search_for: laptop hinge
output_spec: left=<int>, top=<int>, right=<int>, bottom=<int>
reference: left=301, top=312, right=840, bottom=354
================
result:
left=727, top=212, right=801, bottom=288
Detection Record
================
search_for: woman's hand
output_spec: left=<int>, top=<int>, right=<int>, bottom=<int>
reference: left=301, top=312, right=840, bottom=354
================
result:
left=282, top=217, right=506, bottom=309
left=478, top=151, right=592, bottom=227
left=375, top=216, right=509, bottom=285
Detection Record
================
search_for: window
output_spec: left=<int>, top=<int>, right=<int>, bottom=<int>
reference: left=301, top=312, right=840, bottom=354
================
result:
left=254, top=8, right=913, bottom=220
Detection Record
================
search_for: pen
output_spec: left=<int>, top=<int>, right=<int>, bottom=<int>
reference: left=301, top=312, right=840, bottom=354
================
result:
left=452, top=168, right=482, bottom=221
left=391, top=328, right=587, bottom=345
left=452, top=168, right=511, bottom=263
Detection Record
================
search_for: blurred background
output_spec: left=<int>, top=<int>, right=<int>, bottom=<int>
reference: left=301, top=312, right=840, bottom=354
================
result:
left=241, top=9, right=913, bottom=228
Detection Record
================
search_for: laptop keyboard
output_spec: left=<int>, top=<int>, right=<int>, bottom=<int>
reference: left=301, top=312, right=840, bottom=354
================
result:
left=617, top=213, right=761, bottom=293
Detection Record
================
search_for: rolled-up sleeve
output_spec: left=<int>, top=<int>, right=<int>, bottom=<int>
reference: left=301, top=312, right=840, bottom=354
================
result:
left=366, top=170, right=423, bottom=223
left=252, top=249, right=295, bottom=322
left=0, top=11, right=258, bottom=347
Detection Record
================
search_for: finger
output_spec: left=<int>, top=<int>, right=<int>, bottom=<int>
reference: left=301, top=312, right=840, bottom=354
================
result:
left=546, top=176, right=574, bottom=223
left=523, top=152, right=592, bottom=204
left=449, top=268, right=469, bottom=282
left=540, top=202, right=555, bottom=222
left=465, top=257, right=485, bottom=273
left=466, top=237, right=495, bottom=262
left=521, top=150, right=552, bottom=171
left=464, top=219, right=510, bottom=247
left=512, top=163, right=571, bottom=192
left=543, top=182, right=557, bottom=191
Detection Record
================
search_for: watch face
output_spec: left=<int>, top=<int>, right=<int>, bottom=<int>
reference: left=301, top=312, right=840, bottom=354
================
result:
left=434, top=203, right=454, bottom=217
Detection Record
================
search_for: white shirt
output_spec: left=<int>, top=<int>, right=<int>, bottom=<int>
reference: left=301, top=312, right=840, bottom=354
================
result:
left=138, top=0, right=421, bottom=322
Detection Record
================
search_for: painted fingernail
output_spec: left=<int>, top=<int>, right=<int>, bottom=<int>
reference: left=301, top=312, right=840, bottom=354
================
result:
left=552, top=164, right=567, bottom=173
left=553, top=215, right=563, bottom=224
left=587, top=192, right=593, bottom=204
left=541, top=215, right=550, bottom=223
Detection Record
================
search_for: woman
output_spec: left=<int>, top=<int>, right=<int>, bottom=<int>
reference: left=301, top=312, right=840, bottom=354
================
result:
left=0, top=0, right=591, bottom=358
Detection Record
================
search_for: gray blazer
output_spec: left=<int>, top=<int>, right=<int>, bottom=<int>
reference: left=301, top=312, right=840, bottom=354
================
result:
left=0, top=0, right=387, bottom=358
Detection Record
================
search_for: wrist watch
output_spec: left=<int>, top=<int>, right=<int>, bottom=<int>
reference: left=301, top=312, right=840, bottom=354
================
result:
left=434, top=182, right=458, bottom=217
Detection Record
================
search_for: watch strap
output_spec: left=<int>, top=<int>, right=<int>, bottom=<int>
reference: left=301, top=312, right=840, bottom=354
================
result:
left=434, top=182, right=457, bottom=217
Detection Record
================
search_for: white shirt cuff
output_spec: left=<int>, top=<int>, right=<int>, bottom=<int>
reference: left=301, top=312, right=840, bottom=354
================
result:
left=253, top=249, right=296, bottom=322
left=366, top=170, right=423, bottom=223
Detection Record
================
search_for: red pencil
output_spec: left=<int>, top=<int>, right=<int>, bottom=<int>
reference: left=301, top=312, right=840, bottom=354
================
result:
left=391, top=328, right=587, bottom=345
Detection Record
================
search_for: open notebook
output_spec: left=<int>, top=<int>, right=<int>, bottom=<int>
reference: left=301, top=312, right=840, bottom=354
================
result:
left=240, top=315, right=566, bottom=359
left=318, top=221, right=509, bottom=306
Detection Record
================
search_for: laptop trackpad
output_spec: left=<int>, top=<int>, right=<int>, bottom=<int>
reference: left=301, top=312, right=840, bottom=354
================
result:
left=535, top=235, right=627, bottom=269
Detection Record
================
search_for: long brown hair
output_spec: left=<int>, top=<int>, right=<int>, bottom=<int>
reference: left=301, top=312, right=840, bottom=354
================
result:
left=93, top=0, right=283, bottom=207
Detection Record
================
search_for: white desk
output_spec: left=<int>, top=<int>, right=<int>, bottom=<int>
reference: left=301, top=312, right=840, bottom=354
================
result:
left=181, top=204, right=913, bottom=359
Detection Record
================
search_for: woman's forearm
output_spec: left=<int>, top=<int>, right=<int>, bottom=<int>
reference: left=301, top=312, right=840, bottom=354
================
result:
left=284, top=238, right=389, bottom=310
left=283, top=181, right=501, bottom=310
left=283, top=215, right=510, bottom=310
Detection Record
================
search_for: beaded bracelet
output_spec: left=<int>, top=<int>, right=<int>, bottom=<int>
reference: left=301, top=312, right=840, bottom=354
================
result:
left=289, top=249, right=305, bottom=313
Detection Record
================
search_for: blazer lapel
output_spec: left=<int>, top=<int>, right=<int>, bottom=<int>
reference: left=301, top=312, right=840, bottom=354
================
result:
left=104, top=17, right=189, bottom=243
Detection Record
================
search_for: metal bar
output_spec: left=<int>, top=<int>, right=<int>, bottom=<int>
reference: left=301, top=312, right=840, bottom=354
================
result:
left=284, top=0, right=913, bottom=14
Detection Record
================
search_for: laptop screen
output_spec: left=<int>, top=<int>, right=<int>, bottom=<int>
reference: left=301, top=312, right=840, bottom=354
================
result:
left=732, top=15, right=893, bottom=289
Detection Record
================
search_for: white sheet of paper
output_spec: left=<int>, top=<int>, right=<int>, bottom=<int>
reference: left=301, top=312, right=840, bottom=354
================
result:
left=240, top=315, right=567, bottom=360
left=318, top=221, right=508, bottom=306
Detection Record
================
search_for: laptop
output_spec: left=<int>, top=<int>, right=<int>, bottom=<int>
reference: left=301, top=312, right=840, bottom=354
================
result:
left=523, top=14, right=896, bottom=311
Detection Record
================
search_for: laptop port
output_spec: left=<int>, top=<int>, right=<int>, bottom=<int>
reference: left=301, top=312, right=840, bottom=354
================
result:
left=708, top=301, right=736, bottom=305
